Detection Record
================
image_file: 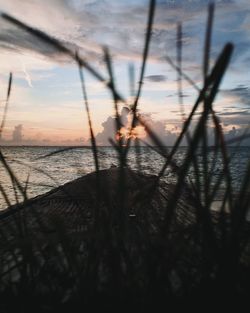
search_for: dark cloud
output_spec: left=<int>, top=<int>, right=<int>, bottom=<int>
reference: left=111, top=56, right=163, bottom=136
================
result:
left=221, top=85, right=250, bottom=106
left=0, top=17, right=69, bottom=60
left=218, top=109, right=250, bottom=116
left=145, top=75, right=167, bottom=82
left=0, top=0, right=248, bottom=67
left=0, top=12, right=102, bottom=63
left=166, top=93, right=190, bottom=99
left=220, top=115, right=250, bottom=126
left=224, top=126, right=250, bottom=146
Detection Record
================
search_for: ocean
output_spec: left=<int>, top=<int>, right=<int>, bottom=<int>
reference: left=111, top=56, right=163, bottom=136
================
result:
left=0, top=146, right=249, bottom=210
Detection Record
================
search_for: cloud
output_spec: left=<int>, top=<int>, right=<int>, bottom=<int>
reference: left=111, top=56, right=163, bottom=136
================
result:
left=0, top=123, right=87, bottom=146
left=218, top=109, right=250, bottom=116
left=20, top=58, right=33, bottom=87
left=12, top=124, right=22, bottom=142
left=0, top=0, right=249, bottom=147
left=219, top=115, right=250, bottom=127
left=95, top=106, right=179, bottom=146
left=0, top=15, right=77, bottom=63
left=145, top=75, right=167, bottom=82
left=0, top=0, right=248, bottom=67
left=212, top=85, right=250, bottom=129
left=224, top=126, right=250, bottom=145
left=219, top=85, right=250, bottom=122
left=227, top=85, right=250, bottom=106
left=95, top=107, right=129, bottom=145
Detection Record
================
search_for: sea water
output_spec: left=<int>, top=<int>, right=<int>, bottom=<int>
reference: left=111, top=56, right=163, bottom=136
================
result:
left=0, top=146, right=249, bottom=210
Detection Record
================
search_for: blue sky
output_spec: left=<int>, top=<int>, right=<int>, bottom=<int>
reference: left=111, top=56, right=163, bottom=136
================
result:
left=0, top=0, right=249, bottom=145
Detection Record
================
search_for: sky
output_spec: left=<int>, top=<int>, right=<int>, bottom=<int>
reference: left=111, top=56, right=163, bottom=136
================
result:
left=0, top=0, right=249, bottom=146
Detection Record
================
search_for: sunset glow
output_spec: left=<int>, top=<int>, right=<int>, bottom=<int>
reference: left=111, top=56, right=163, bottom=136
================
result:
left=0, top=0, right=248, bottom=146
left=116, top=125, right=147, bottom=142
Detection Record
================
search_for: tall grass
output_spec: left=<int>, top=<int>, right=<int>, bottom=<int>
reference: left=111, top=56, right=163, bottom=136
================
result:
left=0, top=0, right=249, bottom=310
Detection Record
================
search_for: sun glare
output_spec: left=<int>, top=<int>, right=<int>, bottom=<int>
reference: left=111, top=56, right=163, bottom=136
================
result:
left=115, top=125, right=147, bottom=142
